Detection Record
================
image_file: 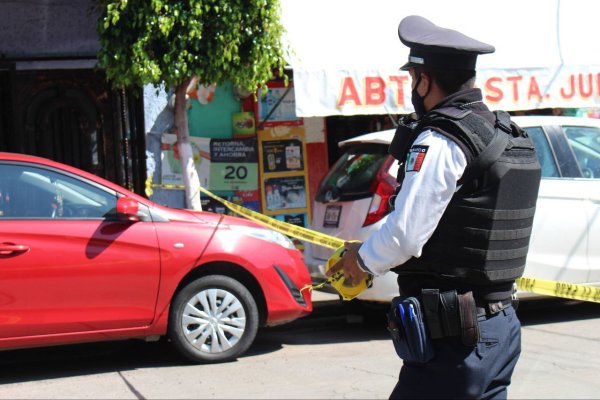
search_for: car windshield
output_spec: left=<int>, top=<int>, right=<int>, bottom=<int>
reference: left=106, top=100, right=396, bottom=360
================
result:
left=316, top=143, right=390, bottom=201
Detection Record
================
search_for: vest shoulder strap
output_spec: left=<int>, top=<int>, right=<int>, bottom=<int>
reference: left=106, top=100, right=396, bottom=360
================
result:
left=430, top=107, right=473, bottom=120
left=421, top=109, right=512, bottom=186
left=457, top=124, right=509, bottom=186
left=417, top=110, right=477, bottom=162
left=457, top=111, right=512, bottom=186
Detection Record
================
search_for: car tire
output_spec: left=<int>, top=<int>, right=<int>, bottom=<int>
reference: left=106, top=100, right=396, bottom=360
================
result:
left=169, top=275, right=259, bottom=363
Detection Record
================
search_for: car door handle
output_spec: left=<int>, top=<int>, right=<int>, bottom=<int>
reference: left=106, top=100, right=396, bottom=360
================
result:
left=0, top=243, right=30, bottom=256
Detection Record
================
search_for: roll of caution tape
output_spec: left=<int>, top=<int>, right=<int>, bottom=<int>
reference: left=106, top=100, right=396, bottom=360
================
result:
left=154, top=184, right=600, bottom=304
left=323, top=243, right=373, bottom=301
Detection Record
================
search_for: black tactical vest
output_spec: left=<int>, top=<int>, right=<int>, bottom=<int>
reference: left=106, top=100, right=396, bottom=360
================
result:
left=390, top=106, right=542, bottom=286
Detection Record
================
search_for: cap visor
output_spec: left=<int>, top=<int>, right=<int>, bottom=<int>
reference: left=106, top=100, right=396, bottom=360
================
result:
left=400, top=61, right=416, bottom=71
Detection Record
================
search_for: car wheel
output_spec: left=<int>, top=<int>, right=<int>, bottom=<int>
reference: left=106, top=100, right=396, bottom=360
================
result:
left=169, top=275, right=259, bottom=363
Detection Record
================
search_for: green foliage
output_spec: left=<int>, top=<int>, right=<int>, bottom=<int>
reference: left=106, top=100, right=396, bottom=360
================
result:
left=97, top=0, right=287, bottom=91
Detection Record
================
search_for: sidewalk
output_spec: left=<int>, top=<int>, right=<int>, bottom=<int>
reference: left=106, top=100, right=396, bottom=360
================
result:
left=310, top=290, right=340, bottom=303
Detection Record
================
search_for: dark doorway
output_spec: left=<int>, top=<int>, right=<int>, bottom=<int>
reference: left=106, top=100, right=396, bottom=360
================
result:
left=0, top=65, right=146, bottom=195
left=24, top=86, right=103, bottom=176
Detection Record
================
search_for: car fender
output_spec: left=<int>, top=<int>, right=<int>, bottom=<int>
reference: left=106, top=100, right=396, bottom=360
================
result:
left=198, top=226, right=311, bottom=322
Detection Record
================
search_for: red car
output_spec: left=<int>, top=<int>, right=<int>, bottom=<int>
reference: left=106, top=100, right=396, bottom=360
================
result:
left=0, top=152, right=312, bottom=363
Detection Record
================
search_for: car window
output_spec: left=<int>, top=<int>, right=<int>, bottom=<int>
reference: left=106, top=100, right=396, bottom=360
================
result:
left=0, top=164, right=117, bottom=219
left=562, top=125, right=600, bottom=179
left=316, top=144, right=390, bottom=201
left=523, top=127, right=560, bottom=178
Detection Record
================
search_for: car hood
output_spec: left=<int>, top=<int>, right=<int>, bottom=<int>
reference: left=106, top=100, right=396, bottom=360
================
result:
left=159, top=206, right=268, bottom=231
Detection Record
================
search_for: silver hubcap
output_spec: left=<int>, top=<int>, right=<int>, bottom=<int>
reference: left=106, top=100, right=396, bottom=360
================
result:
left=181, top=288, right=246, bottom=354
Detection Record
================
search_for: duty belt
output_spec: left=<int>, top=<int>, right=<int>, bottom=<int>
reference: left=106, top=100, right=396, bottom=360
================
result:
left=475, top=298, right=512, bottom=317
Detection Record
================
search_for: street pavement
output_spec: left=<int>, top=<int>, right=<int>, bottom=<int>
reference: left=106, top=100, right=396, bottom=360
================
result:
left=1, top=292, right=599, bottom=399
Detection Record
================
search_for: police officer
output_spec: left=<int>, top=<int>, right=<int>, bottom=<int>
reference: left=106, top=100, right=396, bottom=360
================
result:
left=327, top=15, right=541, bottom=399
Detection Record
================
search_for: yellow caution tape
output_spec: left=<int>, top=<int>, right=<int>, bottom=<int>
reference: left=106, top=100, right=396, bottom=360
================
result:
left=195, top=185, right=344, bottom=250
left=516, top=277, right=600, bottom=303
left=152, top=183, right=186, bottom=190
left=152, top=184, right=342, bottom=249
left=152, top=184, right=600, bottom=303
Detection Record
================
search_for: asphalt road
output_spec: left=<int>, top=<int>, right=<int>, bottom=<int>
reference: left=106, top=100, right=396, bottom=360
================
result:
left=1, top=294, right=600, bottom=399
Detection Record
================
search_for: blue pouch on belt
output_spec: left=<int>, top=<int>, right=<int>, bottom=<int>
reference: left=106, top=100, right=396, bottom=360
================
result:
left=387, top=296, right=435, bottom=363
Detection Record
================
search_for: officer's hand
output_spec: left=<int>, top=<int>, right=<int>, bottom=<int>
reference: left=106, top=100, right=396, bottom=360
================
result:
left=326, top=241, right=369, bottom=286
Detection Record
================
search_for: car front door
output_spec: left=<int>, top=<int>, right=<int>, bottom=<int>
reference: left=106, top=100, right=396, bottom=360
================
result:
left=0, top=163, right=160, bottom=339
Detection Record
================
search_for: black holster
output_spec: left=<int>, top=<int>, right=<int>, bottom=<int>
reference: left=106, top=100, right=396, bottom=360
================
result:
left=421, top=289, right=480, bottom=347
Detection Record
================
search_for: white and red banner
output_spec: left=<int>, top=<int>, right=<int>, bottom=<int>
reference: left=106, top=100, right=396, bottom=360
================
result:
left=281, top=0, right=600, bottom=117
left=293, top=66, right=600, bottom=117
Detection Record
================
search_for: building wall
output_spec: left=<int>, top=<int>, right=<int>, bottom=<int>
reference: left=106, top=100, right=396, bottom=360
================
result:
left=0, top=0, right=147, bottom=193
left=0, top=0, right=99, bottom=58
left=0, top=1, right=331, bottom=217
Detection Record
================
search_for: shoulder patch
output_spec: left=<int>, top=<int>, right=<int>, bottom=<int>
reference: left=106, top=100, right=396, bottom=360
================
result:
left=406, top=145, right=429, bottom=172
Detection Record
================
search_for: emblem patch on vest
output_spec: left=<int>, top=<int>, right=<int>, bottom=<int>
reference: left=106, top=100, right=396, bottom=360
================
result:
left=406, top=145, right=429, bottom=172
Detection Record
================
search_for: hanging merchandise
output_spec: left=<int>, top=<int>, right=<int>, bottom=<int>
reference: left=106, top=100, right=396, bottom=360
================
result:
left=196, top=83, right=216, bottom=105
left=186, top=77, right=216, bottom=105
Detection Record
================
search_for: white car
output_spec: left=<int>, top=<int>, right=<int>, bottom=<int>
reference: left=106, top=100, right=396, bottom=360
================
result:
left=304, top=116, right=600, bottom=302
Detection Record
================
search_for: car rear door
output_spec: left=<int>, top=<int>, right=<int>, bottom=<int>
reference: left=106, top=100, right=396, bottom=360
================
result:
left=525, top=124, right=598, bottom=284
left=309, top=144, right=396, bottom=271
left=0, top=163, right=160, bottom=339
left=560, top=124, right=600, bottom=284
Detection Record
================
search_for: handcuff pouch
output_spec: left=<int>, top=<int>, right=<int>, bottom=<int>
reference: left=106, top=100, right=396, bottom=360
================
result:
left=387, top=296, right=435, bottom=363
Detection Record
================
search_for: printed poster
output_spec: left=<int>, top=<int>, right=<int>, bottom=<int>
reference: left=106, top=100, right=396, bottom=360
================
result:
left=201, top=190, right=260, bottom=215
left=264, top=175, right=307, bottom=211
left=256, top=84, right=302, bottom=127
left=161, top=135, right=259, bottom=212
left=261, top=138, right=304, bottom=173
left=209, top=137, right=258, bottom=191
left=258, top=126, right=310, bottom=223
left=161, top=134, right=211, bottom=188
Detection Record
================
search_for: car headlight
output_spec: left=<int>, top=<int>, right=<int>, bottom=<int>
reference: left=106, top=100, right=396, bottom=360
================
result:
left=229, top=225, right=296, bottom=250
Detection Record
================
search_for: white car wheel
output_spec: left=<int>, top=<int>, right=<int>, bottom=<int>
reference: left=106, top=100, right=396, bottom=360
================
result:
left=169, top=275, right=259, bottom=363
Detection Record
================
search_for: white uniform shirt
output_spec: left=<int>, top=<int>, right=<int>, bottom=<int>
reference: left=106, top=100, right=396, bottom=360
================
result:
left=358, top=129, right=468, bottom=276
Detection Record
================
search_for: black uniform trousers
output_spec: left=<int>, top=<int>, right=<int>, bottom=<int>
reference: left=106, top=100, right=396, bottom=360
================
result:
left=390, top=305, right=521, bottom=400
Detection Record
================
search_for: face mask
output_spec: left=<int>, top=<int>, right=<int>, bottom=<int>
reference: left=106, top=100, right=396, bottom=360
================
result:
left=411, top=75, right=427, bottom=118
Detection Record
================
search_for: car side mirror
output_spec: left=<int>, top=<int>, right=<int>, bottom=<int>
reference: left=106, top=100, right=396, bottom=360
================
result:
left=116, top=197, right=140, bottom=222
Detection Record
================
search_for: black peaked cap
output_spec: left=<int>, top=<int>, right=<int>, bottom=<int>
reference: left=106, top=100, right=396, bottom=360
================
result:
left=398, top=15, right=495, bottom=71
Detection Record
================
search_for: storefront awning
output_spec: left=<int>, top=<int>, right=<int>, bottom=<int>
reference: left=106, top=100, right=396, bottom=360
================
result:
left=280, top=0, right=600, bottom=117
